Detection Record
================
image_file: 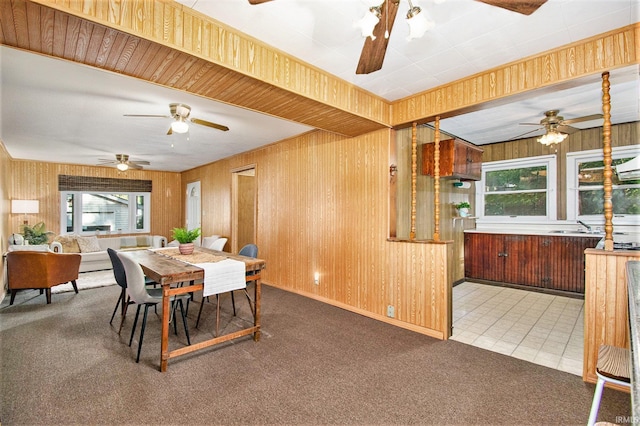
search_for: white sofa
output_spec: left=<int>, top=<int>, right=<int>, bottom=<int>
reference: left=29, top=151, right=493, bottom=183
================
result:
left=50, top=235, right=167, bottom=272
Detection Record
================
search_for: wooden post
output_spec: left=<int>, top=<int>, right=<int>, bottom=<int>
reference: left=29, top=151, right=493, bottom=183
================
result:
left=410, top=122, right=417, bottom=240
left=602, top=71, right=614, bottom=251
left=433, top=116, right=441, bottom=242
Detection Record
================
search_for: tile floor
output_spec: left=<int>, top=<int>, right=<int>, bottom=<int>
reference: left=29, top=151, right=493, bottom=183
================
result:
left=451, top=281, right=584, bottom=376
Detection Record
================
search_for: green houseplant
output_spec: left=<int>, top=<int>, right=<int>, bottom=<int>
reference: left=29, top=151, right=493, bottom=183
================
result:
left=454, top=201, right=471, bottom=217
left=172, top=227, right=201, bottom=255
left=21, top=222, right=53, bottom=245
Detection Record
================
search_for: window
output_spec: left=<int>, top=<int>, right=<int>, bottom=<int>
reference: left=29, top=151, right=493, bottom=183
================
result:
left=477, top=155, right=557, bottom=221
left=60, top=191, right=151, bottom=235
left=566, top=146, right=640, bottom=224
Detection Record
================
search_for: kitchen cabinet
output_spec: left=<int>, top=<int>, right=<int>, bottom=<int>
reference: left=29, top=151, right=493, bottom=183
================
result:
left=421, top=138, right=483, bottom=181
left=464, top=232, right=602, bottom=294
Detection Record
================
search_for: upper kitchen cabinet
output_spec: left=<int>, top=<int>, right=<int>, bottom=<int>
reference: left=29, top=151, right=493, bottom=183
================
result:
left=422, top=138, right=483, bottom=181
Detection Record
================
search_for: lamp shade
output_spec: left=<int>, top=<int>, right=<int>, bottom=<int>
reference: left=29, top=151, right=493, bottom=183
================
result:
left=11, top=200, right=39, bottom=214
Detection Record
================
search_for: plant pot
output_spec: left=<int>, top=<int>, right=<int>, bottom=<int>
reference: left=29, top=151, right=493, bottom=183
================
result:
left=178, top=243, right=195, bottom=255
left=458, top=207, right=470, bottom=217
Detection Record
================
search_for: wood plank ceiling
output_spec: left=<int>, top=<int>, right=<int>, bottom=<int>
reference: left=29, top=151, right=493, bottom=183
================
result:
left=0, top=0, right=390, bottom=138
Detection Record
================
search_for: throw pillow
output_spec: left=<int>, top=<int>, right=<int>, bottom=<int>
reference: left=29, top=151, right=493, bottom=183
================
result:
left=54, top=235, right=81, bottom=253
left=77, top=236, right=102, bottom=253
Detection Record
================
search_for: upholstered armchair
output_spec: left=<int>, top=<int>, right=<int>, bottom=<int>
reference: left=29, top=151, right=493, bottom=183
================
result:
left=6, top=251, right=82, bottom=305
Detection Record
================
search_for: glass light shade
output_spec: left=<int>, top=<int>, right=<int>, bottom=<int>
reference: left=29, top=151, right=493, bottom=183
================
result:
left=116, top=163, right=129, bottom=171
left=537, top=130, right=568, bottom=146
left=171, top=119, right=189, bottom=134
left=406, top=7, right=433, bottom=41
left=354, top=6, right=381, bottom=40
left=11, top=199, right=39, bottom=214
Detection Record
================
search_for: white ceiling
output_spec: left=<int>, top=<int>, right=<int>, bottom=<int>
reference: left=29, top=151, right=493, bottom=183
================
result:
left=1, top=0, right=638, bottom=172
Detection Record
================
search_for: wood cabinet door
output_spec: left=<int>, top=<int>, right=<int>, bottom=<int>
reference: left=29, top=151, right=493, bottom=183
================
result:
left=464, top=233, right=505, bottom=282
left=546, top=236, right=601, bottom=293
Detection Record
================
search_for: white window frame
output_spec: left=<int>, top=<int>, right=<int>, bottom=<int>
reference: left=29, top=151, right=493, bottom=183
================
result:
left=566, top=145, right=640, bottom=225
left=476, top=155, right=557, bottom=223
left=60, top=191, right=151, bottom=235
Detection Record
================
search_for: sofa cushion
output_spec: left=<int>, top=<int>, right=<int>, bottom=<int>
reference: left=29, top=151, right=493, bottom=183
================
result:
left=54, top=235, right=81, bottom=253
left=77, top=236, right=102, bottom=253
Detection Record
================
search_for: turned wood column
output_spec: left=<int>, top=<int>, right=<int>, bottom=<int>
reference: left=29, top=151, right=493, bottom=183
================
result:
left=410, top=122, right=417, bottom=241
left=433, top=117, right=441, bottom=242
left=602, top=71, right=613, bottom=251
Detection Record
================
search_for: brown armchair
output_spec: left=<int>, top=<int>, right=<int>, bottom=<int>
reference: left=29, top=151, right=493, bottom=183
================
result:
left=7, top=251, right=82, bottom=305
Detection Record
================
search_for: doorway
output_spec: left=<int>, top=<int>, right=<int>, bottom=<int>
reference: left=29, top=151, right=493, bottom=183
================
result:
left=231, top=166, right=256, bottom=254
left=186, top=181, right=201, bottom=245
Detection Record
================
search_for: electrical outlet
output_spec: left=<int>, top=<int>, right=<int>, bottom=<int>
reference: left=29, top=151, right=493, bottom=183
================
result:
left=314, top=272, right=320, bottom=285
left=387, top=305, right=395, bottom=318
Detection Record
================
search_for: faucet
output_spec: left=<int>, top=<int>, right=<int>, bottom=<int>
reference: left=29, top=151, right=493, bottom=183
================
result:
left=577, top=220, right=592, bottom=232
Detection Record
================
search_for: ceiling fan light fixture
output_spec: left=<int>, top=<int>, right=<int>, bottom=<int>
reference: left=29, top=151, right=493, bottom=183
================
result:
left=171, top=117, right=189, bottom=134
left=537, top=129, right=568, bottom=146
left=116, top=162, right=129, bottom=171
left=406, top=2, right=432, bottom=41
left=354, top=5, right=381, bottom=40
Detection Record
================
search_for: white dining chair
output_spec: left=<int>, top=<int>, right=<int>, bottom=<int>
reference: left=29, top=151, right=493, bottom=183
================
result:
left=208, top=237, right=227, bottom=251
left=118, top=252, right=192, bottom=363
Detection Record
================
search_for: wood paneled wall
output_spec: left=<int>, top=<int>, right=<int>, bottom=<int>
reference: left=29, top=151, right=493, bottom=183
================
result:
left=0, top=142, right=12, bottom=302
left=584, top=249, right=640, bottom=384
left=6, top=160, right=183, bottom=239
left=482, top=121, right=639, bottom=219
left=392, top=24, right=639, bottom=128
left=181, top=129, right=451, bottom=338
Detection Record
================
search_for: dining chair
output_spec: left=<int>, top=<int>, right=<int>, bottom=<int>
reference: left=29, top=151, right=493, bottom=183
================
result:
left=587, top=344, right=631, bottom=425
left=117, top=252, right=192, bottom=363
left=107, top=248, right=158, bottom=334
left=208, top=237, right=227, bottom=251
left=230, top=244, right=258, bottom=316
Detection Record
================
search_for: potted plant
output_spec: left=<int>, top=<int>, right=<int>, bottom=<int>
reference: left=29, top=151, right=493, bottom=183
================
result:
left=454, top=201, right=471, bottom=217
left=172, top=227, right=201, bottom=255
left=21, top=222, right=53, bottom=245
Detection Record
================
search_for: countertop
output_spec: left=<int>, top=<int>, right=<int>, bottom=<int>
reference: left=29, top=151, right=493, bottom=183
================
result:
left=627, top=260, right=640, bottom=421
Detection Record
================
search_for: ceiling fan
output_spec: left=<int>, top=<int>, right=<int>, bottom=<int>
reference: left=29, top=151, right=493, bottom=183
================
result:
left=515, top=109, right=604, bottom=145
left=248, top=0, right=547, bottom=75
left=124, top=103, right=229, bottom=135
left=98, top=154, right=150, bottom=171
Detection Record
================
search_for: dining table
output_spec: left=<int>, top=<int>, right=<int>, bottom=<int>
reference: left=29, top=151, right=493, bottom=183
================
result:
left=125, top=246, right=265, bottom=372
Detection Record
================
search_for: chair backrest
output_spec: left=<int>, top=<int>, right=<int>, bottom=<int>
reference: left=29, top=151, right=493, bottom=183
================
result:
left=107, top=248, right=127, bottom=289
left=201, top=235, right=221, bottom=249
left=239, top=244, right=258, bottom=258
left=7, top=251, right=81, bottom=289
left=209, top=237, right=228, bottom=251
left=117, top=252, right=155, bottom=305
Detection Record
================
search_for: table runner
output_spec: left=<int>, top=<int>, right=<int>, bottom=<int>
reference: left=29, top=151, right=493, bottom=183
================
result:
left=152, top=247, right=246, bottom=296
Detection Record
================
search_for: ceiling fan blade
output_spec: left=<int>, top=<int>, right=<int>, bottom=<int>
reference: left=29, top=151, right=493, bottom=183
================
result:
left=167, top=127, right=173, bottom=136
left=128, top=163, right=144, bottom=170
left=474, top=0, right=547, bottom=15
left=190, top=117, right=230, bottom=132
left=131, top=160, right=150, bottom=165
left=123, top=114, right=170, bottom=118
left=557, top=124, right=579, bottom=134
left=519, top=122, right=543, bottom=126
left=356, top=0, right=400, bottom=75
left=248, top=0, right=272, bottom=4
left=562, top=114, right=603, bottom=125
left=508, top=127, right=544, bottom=140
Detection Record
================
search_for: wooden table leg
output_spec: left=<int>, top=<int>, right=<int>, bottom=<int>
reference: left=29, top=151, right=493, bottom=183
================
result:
left=254, top=277, right=261, bottom=341
left=160, top=284, right=170, bottom=372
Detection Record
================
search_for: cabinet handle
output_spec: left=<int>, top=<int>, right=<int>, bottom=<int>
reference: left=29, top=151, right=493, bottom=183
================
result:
left=498, top=252, right=509, bottom=257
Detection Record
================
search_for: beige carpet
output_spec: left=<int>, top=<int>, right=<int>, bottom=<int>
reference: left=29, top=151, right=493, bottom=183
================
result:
left=51, top=269, right=116, bottom=293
